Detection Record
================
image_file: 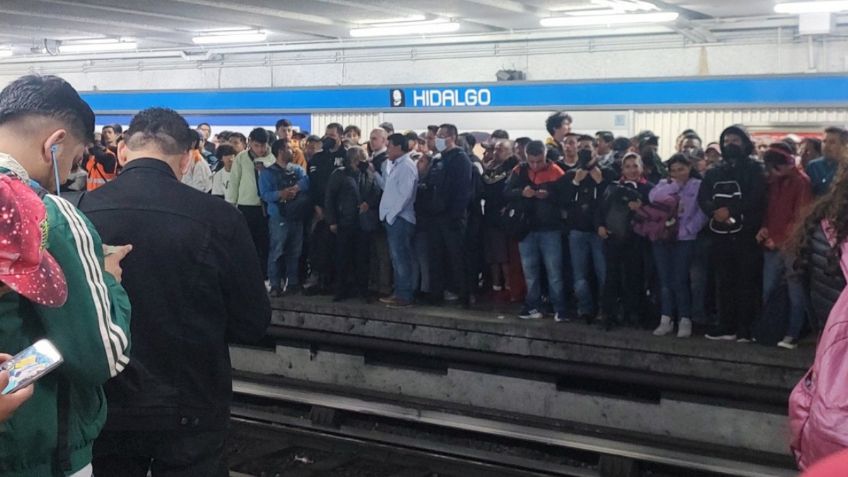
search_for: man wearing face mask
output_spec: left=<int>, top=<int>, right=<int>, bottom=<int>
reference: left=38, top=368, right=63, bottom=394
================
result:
left=0, top=74, right=132, bottom=477
left=418, top=123, right=473, bottom=306
left=699, top=124, right=767, bottom=342
left=304, top=123, right=347, bottom=293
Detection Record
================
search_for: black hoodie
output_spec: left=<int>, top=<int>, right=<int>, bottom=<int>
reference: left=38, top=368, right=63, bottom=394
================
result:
left=697, top=125, right=766, bottom=237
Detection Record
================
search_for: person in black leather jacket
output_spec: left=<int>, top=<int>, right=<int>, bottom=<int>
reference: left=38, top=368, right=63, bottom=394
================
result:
left=80, top=108, right=271, bottom=476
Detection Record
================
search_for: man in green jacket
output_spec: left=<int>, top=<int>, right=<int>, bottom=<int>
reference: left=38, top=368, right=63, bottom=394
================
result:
left=0, top=74, right=132, bottom=477
left=225, top=127, right=275, bottom=276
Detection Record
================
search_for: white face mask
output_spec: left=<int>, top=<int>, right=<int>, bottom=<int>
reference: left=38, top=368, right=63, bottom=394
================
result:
left=435, top=137, right=447, bottom=152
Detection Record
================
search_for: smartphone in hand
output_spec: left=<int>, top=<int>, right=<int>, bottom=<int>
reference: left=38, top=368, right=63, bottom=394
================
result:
left=1, top=339, right=63, bottom=395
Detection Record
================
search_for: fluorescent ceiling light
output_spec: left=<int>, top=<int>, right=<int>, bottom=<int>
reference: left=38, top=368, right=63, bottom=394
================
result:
left=58, top=40, right=137, bottom=54
left=350, top=20, right=460, bottom=37
left=774, top=1, right=848, bottom=13
left=357, top=15, right=427, bottom=24
left=540, top=11, right=678, bottom=27
left=192, top=31, right=267, bottom=45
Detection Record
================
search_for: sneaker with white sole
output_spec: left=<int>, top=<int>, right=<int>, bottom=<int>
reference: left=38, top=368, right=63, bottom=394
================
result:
left=777, top=336, right=799, bottom=349
left=554, top=312, right=569, bottom=323
left=653, top=315, right=674, bottom=336
left=705, top=326, right=737, bottom=341
left=676, top=318, right=692, bottom=338
left=444, top=291, right=460, bottom=301
left=519, top=307, right=543, bottom=320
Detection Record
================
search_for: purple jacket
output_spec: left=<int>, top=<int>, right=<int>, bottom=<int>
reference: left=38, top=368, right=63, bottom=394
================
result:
left=648, top=178, right=707, bottom=241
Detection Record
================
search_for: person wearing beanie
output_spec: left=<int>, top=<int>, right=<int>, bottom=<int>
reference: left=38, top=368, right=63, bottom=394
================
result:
left=698, top=124, right=767, bottom=342
left=757, top=142, right=813, bottom=349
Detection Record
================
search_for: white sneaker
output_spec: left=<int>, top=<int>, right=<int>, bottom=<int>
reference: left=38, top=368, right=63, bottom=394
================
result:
left=554, top=312, right=569, bottom=322
left=519, top=308, right=543, bottom=320
left=677, top=318, right=692, bottom=338
left=264, top=280, right=271, bottom=292
left=444, top=291, right=459, bottom=301
left=777, top=336, right=799, bottom=349
left=653, top=315, right=674, bottom=336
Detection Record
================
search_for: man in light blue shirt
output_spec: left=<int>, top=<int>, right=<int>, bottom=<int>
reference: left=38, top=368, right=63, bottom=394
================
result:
left=379, top=133, right=418, bottom=307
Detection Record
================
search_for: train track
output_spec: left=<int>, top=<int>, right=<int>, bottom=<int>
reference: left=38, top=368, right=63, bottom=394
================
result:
left=229, top=377, right=796, bottom=477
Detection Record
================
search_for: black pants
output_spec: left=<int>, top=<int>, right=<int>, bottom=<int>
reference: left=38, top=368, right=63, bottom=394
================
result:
left=464, top=213, right=484, bottom=296
left=602, top=237, right=647, bottom=323
left=334, top=224, right=371, bottom=298
left=427, top=216, right=468, bottom=302
left=308, top=219, right=335, bottom=289
left=713, top=235, right=762, bottom=336
left=238, top=205, right=268, bottom=277
left=93, top=429, right=228, bottom=477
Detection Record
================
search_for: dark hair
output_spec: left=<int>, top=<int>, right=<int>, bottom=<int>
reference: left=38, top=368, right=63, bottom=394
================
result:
left=545, top=111, right=572, bottom=136
left=577, top=134, right=595, bottom=144
left=217, top=130, right=232, bottom=141
left=197, top=122, right=210, bottom=130
left=612, top=136, right=631, bottom=152
left=404, top=131, right=418, bottom=144
left=271, top=138, right=290, bottom=158
left=438, top=123, right=458, bottom=139
left=379, top=122, right=394, bottom=134
left=214, top=144, right=236, bottom=160
left=111, top=123, right=123, bottom=134
left=525, top=140, right=546, bottom=157
left=191, top=129, right=202, bottom=149
left=125, top=107, right=193, bottom=155
left=665, top=153, right=691, bottom=168
left=825, top=126, right=848, bottom=145
left=387, top=133, right=410, bottom=152
left=490, top=129, right=509, bottom=140
left=0, top=74, right=95, bottom=143
left=101, top=125, right=114, bottom=133
left=305, top=134, right=321, bottom=144
left=460, top=132, right=477, bottom=149
left=325, top=122, right=344, bottom=136
left=515, top=137, right=531, bottom=147
left=426, top=125, right=439, bottom=134
left=802, top=137, right=823, bottom=155
left=682, top=132, right=702, bottom=143
left=596, top=131, right=614, bottom=143
left=275, top=118, right=292, bottom=130
left=229, top=132, right=246, bottom=145
left=344, top=125, right=361, bottom=137
left=345, top=146, right=367, bottom=168
left=248, top=127, right=268, bottom=144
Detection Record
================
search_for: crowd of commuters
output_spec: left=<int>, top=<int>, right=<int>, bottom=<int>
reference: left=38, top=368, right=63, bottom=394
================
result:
left=1, top=72, right=848, bottom=475
left=77, top=111, right=848, bottom=352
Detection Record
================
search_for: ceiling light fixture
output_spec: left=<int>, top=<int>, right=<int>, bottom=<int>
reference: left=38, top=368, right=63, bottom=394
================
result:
left=58, top=40, right=137, bottom=54
left=350, top=20, right=460, bottom=37
left=357, top=15, right=427, bottom=24
left=774, top=1, right=848, bottom=13
left=192, top=31, right=267, bottom=45
left=540, top=11, right=678, bottom=27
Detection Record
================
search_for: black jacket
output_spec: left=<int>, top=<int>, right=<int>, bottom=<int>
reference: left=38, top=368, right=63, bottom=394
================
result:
left=560, top=168, right=616, bottom=232
left=325, top=166, right=380, bottom=227
left=308, top=148, right=346, bottom=208
left=503, top=163, right=563, bottom=232
left=79, top=158, right=271, bottom=431
left=418, top=147, right=473, bottom=219
left=697, top=129, right=766, bottom=238
left=807, top=224, right=847, bottom=332
left=596, top=179, right=653, bottom=239
left=482, top=157, right=518, bottom=226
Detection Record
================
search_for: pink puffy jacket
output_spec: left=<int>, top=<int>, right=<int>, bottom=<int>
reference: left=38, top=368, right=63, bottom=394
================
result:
left=789, top=223, right=848, bottom=470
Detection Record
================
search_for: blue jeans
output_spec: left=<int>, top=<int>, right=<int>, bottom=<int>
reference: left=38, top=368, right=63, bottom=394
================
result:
left=689, top=234, right=711, bottom=323
left=268, top=217, right=303, bottom=289
left=763, top=250, right=806, bottom=339
left=652, top=240, right=695, bottom=318
left=385, top=217, right=416, bottom=301
left=568, top=230, right=606, bottom=315
left=412, top=228, right=430, bottom=293
left=519, top=230, right=566, bottom=314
